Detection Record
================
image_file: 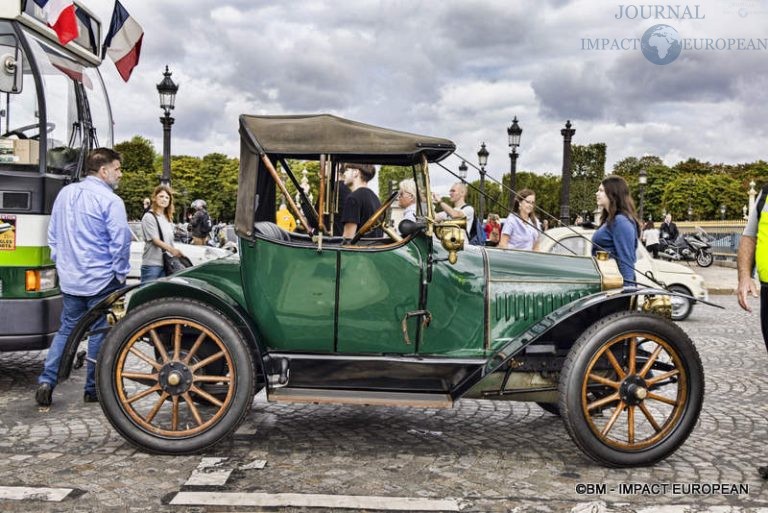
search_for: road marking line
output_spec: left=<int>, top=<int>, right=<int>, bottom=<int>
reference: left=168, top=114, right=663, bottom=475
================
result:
left=184, top=457, right=232, bottom=487
left=0, top=486, right=73, bottom=501
left=239, top=459, right=267, bottom=470
left=170, top=491, right=461, bottom=511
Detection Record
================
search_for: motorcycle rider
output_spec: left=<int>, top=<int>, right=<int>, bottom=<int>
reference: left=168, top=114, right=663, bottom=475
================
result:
left=660, top=213, right=679, bottom=243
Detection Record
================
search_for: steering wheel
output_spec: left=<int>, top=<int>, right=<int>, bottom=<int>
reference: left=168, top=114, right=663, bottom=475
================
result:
left=349, top=190, right=399, bottom=245
left=2, top=122, right=56, bottom=140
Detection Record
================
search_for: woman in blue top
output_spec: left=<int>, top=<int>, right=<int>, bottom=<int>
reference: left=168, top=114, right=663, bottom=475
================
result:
left=592, top=176, right=640, bottom=285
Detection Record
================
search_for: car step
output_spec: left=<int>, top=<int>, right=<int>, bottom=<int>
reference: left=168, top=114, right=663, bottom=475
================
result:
left=268, top=388, right=453, bottom=409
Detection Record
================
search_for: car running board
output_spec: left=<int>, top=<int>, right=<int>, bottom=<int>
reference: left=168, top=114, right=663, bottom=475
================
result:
left=268, top=388, right=453, bottom=409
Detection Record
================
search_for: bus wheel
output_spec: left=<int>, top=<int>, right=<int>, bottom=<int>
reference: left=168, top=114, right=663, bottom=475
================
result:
left=559, top=311, right=703, bottom=467
left=96, top=298, right=255, bottom=454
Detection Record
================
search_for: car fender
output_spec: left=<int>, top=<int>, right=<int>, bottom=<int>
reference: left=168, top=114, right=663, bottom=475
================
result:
left=126, top=276, right=266, bottom=375
left=56, top=283, right=142, bottom=383
left=451, top=286, right=716, bottom=399
left=57, top=277, right=265, bottom=384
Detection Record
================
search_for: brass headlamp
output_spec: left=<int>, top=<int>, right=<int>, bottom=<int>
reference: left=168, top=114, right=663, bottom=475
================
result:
left=434, top=220, right=466, bottom=264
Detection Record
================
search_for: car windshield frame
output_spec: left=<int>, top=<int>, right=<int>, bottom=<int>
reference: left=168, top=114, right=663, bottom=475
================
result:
left=235, top=115, right=452, bottom=243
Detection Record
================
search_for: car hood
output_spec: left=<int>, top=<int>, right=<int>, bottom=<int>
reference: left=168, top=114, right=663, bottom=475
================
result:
left=650, top=258, right=695, bottom=275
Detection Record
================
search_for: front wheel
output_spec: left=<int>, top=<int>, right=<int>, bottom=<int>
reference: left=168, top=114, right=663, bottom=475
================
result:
left=696, top=250, right=713, bottom=267
left=96, top=298, right=256, bottom=454
left=667, top=285, right=694, bottom=321
left=559, top=311, right=704, bottom=467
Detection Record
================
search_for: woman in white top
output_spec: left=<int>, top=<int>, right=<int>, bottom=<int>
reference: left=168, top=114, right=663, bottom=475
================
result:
left=140, top=185, right=185, bottom=282
left=641, top=220, right=661, bottom=258
left=397, top=178, right=417, bottom=233
left=498, top=188, right=540, bottom=250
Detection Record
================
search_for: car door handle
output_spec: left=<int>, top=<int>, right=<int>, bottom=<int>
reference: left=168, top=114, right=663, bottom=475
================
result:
left=401, top=310, right=432, bottom=345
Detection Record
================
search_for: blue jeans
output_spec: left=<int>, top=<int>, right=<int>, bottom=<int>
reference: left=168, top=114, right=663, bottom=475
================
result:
left=38, top=277, right=124, bottom=394
left=140, top=264, right=165, bottom=283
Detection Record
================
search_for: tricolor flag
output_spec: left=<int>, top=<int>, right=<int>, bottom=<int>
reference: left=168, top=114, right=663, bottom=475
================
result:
left=33, top=0, right=80, bottom=46
left=102, top=1, right=144, bottom=82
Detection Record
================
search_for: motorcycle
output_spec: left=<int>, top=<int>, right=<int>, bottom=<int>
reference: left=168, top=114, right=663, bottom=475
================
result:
left=658, top=228, right=714, bottom=267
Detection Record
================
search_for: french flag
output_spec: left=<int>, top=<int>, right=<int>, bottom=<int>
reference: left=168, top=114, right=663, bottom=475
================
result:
left=103, top=0, right=144, bottom=82
left=33, top=0, right=80, bottom=46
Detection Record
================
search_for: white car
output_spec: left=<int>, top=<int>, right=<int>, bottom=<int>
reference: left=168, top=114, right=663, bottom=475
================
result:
left=128, top=222, right=230, bottom=283
left=536, top=226, right=708, bottom=321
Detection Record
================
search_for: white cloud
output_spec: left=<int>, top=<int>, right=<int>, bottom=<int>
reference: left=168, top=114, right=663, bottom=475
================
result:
left=85, top=0, right=768, bottom=188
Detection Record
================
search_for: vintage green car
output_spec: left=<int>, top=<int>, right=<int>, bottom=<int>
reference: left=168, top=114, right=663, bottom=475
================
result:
left=58, top=115, right=703, bottom=467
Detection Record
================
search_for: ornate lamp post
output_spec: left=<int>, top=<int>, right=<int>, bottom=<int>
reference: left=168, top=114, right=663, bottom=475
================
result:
left=477, top=142, right=489, bottom=224
left=638, top=167, right=647, bottom=222
left=687, top=205, right=693, bottom=221
left=559, top=120, right=576, bottom=225
left=457, top=160, right=468, bottom=181
left=507, top=117, right=522, bottom=212
left=156, top=65, right=179, bottom=186
left=720, top=203, right=726, bottom=220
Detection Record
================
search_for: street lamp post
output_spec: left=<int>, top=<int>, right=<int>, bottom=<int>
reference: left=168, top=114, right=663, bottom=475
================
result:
left=457, top=160, right=468, bottom=181
left=477, top=142, right=489, bottom=224
left=720, top=203, right=726, bottom=220
left=507, top=117, right=522, bottom=212
left=687, top=205, right=693, bottom=221
left=156, top=65, right=179, bottom=186
left=638, top=167, right=647, bottom=222
left=559, top=120, right=576, bottom=226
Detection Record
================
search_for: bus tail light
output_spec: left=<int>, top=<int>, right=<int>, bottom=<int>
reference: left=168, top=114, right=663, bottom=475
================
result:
left=25, top=269, right=57, bottom=292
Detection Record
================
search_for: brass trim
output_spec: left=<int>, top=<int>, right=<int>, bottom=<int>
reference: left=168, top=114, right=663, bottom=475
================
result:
left=594, top=257, right=624, bottom=290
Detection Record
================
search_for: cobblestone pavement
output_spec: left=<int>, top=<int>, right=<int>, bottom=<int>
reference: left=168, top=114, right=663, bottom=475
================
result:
left=0, top=295, right=767, bottom=512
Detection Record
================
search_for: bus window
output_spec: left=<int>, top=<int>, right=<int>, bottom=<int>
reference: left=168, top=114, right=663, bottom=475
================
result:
left=25, top=33, right=83, bottom=173
left=0, top=23, right=38, bottom=164
left=83, top=66, right=112, bottom=148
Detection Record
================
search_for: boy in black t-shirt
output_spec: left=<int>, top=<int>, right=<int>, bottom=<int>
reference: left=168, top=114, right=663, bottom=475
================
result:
left=340, top=163, right=382, bottom=239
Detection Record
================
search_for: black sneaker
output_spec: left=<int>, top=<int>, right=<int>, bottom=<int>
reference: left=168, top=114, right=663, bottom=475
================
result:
left=35, top=383, right=52, bottom=406
left=759, top=466, right=768, bottom=480
left=83, top=391, right=99, bottom=403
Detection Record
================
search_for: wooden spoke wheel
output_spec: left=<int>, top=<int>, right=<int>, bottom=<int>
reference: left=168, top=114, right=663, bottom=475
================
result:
left=559, top=311, right=703, bottom=467
left=97, top=299, right=255, bottom=454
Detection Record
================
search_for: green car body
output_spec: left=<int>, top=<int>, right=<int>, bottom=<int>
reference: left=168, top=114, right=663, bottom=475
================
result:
left=59, top=115, right=704, bottom=467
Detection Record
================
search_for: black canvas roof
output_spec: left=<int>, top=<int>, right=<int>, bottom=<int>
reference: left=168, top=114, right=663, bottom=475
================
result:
left=239, top=114, right=455, bottom=165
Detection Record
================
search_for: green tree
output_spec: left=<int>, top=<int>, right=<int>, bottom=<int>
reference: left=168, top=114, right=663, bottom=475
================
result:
left=378, top=165, right=414, bottom=202
left=661, top=173, right=742, bottom=221
left=466, top=180, right=502, bottom=219
left=168, top=155, right=203, bottom=222
left=568, top=143, right=606, bottom=223
left=672, top=158, right=712, bottom=175
left=511, top=171, right=561, bottom=224
left=199, top=153, right=238, bottom=222
left=114, top=136, right=158, bottom=220
left=612, top=155, right=669, bottom=222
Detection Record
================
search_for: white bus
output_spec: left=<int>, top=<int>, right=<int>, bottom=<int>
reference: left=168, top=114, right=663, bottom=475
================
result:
left=0, top=0, right=112, bottom=350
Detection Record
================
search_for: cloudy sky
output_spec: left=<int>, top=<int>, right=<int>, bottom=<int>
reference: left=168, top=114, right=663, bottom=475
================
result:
left=88, top=0, right=766, bottom=192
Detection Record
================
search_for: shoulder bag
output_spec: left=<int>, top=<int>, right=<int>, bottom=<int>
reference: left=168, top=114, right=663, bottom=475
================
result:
left=152, top=214, right=192, bottom=275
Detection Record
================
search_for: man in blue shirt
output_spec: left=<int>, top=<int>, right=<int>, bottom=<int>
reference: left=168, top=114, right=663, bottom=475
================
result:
left=36, top=148, right=131, bottom=406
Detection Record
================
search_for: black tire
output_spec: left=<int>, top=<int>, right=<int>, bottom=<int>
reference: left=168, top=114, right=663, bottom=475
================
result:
left=536, top=402, right=561, bottom=416
left=696, top=250, right=713, bottom=267
left=667, top=285, right=693, bottom=321
left=559, top=311, right=703, bottom=467
left=96, top=298, right=256, bottom=454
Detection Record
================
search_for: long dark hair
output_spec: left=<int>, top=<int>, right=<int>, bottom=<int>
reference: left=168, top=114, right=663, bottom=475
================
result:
left=512, top=188, right=538, bottom=225
left=598, top=176, right=640, bottom=236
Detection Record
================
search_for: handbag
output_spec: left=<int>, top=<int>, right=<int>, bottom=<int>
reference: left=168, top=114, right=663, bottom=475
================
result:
left=152, top=213, right=192, bottom=275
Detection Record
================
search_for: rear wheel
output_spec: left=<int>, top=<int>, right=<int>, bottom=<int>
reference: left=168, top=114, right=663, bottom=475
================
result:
left=696, top=250, right=713, bottom=267
left=559, top=311, right=703, bottom=467
left=96, top=298, right=255, bottom=454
